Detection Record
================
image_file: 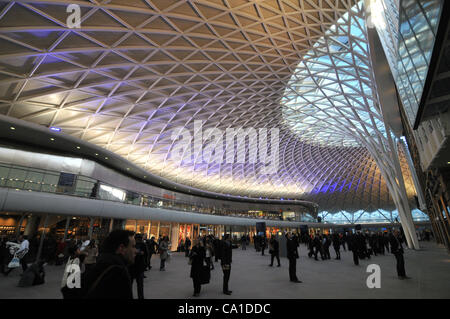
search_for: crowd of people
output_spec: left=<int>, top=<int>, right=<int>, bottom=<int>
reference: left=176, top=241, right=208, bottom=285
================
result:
left=0, top=227, right=430, bottom=298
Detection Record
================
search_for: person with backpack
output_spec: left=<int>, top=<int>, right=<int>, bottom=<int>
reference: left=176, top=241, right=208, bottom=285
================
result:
left=83, top=230, right=136, bottom=299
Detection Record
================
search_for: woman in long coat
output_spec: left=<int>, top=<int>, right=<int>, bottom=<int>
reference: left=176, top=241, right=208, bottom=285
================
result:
left=189, top=239, right=206, bottom=297
left=159, top=236, right=169, bottom=271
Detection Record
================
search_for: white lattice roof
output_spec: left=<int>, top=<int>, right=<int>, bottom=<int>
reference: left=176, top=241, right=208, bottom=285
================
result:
left=0, top=0, right=416, bottom=212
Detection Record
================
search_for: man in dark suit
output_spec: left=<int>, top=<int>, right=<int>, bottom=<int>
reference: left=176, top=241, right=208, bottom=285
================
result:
left=268, top=235, right=280, bottom=267
left=286, top=232, right=301, bottom=283
left=220, top=234, right=233, bottom=295
left=261, top=235, right=266, bottom=256
left=349, top=233, right=359, bottom=265
left=389, top=230, right=411, bottom=280
left=185, top=237, right=191, bottom=257
left=84, top=230, right=136, bottom=299
left=312, top=234, right=323, bottom=260
left=129, top=234, right=147, bottom=299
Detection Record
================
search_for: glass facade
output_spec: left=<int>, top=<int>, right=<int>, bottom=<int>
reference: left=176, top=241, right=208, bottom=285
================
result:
left=395, top=0, right=443, bottom=127
left=319, top=208, right=429, bottom=224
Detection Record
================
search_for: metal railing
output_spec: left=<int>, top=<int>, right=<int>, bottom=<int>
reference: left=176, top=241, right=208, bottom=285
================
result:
left=0, top=163, right=313, bottom=223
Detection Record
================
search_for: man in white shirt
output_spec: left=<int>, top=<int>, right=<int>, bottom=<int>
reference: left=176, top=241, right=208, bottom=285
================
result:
left=4, top=235, right=29, bottom=276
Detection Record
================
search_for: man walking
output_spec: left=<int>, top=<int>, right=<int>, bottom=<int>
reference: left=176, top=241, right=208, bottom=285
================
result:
left=185, top=237, right=191, bottom=257
left=286, top=233, right=301, bottom=283
left=84, top=230, right=136, bottom=299
left=130, top=234, right=146, bottom=299
left=390, top=230, right=411, bottom=280
left=220, top=234, right=233, bottom=295
left=268, top=235, right=280, bottom=267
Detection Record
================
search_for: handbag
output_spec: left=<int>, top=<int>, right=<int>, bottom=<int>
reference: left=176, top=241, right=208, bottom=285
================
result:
left=199, top=265, right=210, bottom=285
left=221, top=264, right=231, bottom=271
left=8, top=255, right=20, bottom=268
left=16, top=248, right=29, bottom=259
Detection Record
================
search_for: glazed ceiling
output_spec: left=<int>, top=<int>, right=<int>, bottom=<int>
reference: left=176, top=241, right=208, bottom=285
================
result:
left=0, top=0, right=417, bottom=212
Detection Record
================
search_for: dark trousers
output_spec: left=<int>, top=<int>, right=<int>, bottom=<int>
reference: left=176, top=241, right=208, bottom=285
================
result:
left=324, top=247, right=331, bottom=259
left=288, top=257, right=298, bottom=281
left=147, top=253, right=153, bottom=267
left=261, top=247, right=265, bottom=256
left=160, top=259, right=166, bottom=270
left=193, top=278, right=201, bottom=294
left=185, top=248, right=190, bottom=257
left=270, top=254, right=280, bottom=266
left=131, top=272, right=144, bottom=299
left=206, top=257, right=214, bottom=270
left=4, top=258, right=27, bottom=276
left=334, top=248, right=340, bottom=259
left=222, top=267, right=231, bottom=292
left=314, top=247, right=323, bottom=260
left=352, top=250, right=359, bottom=265
left=394, top=252, right=406, bottom=277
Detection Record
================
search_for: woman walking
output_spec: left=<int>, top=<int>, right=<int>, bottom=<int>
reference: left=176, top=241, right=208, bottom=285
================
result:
left=189, top=239, right=206, bottom=297
left=159, top=236, right=169, bottom=271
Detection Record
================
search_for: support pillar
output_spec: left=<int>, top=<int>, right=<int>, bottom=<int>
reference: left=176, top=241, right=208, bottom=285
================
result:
left=109, top=218, right=114, bottom=232
left=147, top=221, right=151, bottom=239
left=88, top=217, right=94, bottom=240
left=156, top=221, right=160, bottom=239
left=15, top=213, right=26, bottom=237
left=63, top=217, right=71, bottom=241
left=36, top=214, right=49, bottom=262
left=24, top=215, right=40, bottom=238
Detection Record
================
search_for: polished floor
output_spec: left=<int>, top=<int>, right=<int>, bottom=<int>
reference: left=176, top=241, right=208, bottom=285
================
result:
left=0, top=241, right=449, bottom=299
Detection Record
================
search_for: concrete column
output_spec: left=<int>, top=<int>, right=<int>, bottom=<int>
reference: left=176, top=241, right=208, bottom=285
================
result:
left=156, top=221, right=160, bottom=238
left=15, top=213, right=26, bottom=236
left=134, top=220, right=138, bottom=233
left=36, top=214, right=49, bottom=262
left=24, top=215, right=40, bottom=237
left=147, top=221, right=151, bottom=239
left=170, top=223, right=179, bottom=252
left=399, top=139, right=427, bottom=210
left=63, top=217, right=71, bottom=241
left=109, top=218, right=114, bottom=232
left=88, top=217, right=95, bottom=240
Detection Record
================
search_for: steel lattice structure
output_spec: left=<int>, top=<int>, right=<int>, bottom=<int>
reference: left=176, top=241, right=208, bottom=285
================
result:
left=0, top=0, right=418, bottom=214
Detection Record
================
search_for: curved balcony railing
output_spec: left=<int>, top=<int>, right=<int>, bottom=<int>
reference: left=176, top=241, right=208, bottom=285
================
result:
left=0, top=163, right=316, bottom=223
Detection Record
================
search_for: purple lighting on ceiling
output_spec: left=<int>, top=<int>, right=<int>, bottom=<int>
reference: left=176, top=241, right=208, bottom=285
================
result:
left=50, top=127, right=61, bottom=132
